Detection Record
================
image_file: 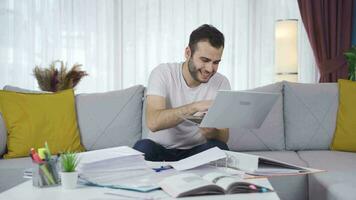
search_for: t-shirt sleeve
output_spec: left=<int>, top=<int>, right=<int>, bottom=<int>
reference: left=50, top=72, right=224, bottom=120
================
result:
left=219, top=76, right=231, bottom=90
left=146, top=65, right=167, bottom=98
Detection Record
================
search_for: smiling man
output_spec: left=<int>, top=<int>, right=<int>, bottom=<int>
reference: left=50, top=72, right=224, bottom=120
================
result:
left=133, top=24, right=231, bottom=161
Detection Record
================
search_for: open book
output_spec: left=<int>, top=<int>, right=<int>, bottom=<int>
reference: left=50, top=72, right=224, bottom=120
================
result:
left=158, top=172, right=273, bottom=198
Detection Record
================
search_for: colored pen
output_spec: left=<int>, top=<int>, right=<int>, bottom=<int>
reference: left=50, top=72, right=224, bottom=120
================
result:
left=30, top=148, right=43, bottom=163
left=152, top=165, right=172, bottom=172
left=45, top=141, right=51, bottom=157
left=248, top=184, right=272, bottom=192
left=249, top=184, right=257, bottom=190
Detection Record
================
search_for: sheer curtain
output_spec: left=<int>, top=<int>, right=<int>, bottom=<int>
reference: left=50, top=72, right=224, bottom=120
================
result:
left=0, top=0, right=119, bottom=92
left=0, top=0, right=317, bottom=93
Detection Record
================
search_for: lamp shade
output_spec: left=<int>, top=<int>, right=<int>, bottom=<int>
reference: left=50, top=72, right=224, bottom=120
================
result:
left=275, top=19, right=298, bottom=82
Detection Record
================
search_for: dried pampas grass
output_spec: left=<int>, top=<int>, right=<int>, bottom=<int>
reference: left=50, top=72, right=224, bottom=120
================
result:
left=33, top=60, right=88, bottom=92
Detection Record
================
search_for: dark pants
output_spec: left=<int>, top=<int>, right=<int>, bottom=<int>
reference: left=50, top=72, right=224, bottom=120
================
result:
left=133, top=139, right=229, bottom=161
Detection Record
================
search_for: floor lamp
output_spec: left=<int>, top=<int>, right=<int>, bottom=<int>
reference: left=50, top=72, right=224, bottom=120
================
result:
left=275, top=19, right=298, bottom=82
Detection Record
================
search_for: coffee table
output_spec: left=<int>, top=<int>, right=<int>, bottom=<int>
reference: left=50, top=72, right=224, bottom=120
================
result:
left=0, top=178, right=279, bottom=200
left=0, top=161, right=280, bottom=200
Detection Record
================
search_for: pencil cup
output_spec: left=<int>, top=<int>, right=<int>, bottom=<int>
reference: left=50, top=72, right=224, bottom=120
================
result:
left=32, top=158, right=60, bottom=187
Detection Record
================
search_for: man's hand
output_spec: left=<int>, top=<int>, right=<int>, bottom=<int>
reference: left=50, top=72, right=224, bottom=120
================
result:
left=147, top=96, right=214, bottom=132
left=199, top=127, right=218, bottom=139
left=193, top=100, right=213, bottom=113
left=199, top=127, right=229, bottom=143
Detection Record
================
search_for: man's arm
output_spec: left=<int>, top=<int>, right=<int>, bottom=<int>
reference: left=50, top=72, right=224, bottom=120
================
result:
left=146, top=95, right=229, bottom=143
left=146, top=95, right=212, bottom=132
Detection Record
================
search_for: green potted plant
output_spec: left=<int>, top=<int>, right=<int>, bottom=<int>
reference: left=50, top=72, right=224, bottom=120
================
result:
left=60, top=152, right=79, bottom=189
left=344, top=46, right=356, bottom=81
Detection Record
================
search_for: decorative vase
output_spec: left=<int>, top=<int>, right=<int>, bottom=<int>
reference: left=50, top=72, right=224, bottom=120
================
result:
left=61, top=171, right=78, bottom=189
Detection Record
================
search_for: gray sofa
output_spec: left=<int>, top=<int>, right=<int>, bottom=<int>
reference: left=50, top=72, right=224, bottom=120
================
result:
left=1, top=81, right=356, bottom=200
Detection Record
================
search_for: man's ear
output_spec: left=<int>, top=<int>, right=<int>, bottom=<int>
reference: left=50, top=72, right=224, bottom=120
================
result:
left=185, top=47, right=191, bottom=60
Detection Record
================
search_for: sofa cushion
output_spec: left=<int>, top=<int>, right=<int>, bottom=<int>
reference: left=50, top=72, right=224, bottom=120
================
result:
left=298, top=151, right=356, bottom=200
left=246, top=151, right=308, bottom=200
left=331, top=79, right=356, bottom=152
left=298, top=150, right=356, bottom=172
left=0, top=89, right=85, bottom=158
left=76, top=85, right=144, bottom=150
left=284, top=82, right=338, bottom=150
left=228, top=82, right=285, bottom=151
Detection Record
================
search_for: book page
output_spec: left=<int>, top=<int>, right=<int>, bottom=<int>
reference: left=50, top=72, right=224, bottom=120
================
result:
left=203, top=172, right=273, bottom=194
left=203, top=172, right=243, bottom=192
left=158, top=173, right=223, bottom=198
left=79, top=168, right=160, bottom=192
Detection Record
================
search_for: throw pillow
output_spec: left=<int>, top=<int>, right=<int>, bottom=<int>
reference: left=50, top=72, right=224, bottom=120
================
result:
left=141, top=88, right=149, bottom=139
left=0, top=113, right=6, bottom=156
left=331, top=79, right=356, bottom=152
left=0, top=85, right=48, bottom=157
left=76, top=85, right=144, bottom=150
left=283, top=82, right=338, bottom=150
left=227, top=82, right=285, bottom=151
left=0, top=89, right=85, bottom=159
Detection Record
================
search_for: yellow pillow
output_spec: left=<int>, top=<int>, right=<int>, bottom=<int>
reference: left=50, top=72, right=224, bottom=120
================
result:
left=0, top=89, right=85, bottom=159
left=331, top=79, right=356, bottom=151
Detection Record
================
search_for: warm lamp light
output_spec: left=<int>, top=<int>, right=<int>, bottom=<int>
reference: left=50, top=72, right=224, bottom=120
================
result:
left=275, top=19, right=298, bottom=82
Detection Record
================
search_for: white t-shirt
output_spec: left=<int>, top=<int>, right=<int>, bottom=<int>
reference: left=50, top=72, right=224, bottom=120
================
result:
left=147, top=62, right=231, bottom=149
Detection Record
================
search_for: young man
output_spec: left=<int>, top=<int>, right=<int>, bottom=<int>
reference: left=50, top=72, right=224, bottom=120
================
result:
left=134, top=24, right=231, bottom=161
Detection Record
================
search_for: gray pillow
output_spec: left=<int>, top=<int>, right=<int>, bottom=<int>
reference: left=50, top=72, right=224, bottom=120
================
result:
left=3, top=85, right=46, bottom=93
left=141, top=88, right=149, bottom=139
left=76, top=85, right=144, bottom=150
left=227, top=82, right=285, bottom=151
left=0, top=113, right=6, bottom=156
left=284, top=82, right=338, bottom=150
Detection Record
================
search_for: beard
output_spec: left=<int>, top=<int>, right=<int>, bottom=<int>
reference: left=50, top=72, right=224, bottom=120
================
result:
left=188, top=58, right=210, bottom=83
left=188, top=58, right=201, bottom=83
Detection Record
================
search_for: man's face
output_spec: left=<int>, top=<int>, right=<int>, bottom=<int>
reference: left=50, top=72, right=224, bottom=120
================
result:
left=186, top=41, right=223, bottom=83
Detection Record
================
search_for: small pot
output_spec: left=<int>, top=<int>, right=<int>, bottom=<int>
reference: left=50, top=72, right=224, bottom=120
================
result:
left=61, top=171, right=78, bottom=189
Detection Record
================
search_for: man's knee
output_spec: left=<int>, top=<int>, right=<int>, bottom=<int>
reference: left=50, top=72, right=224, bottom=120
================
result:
left=133, top=139, right=160, bottom=161
left=205, top=139, right=229, bottom=150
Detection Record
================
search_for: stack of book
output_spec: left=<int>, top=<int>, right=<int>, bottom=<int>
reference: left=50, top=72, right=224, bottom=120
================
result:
left=77, top=146, right=146, bottom=172
left=77, top=146, right=159, bottom=192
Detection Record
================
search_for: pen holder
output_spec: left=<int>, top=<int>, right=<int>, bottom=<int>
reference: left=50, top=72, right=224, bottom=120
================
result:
left=32, top=158, right=60, bottom=187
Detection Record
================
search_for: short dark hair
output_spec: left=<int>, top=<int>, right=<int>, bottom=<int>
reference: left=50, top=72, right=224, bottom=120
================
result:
left=188, top=24, right=224, bottom=55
